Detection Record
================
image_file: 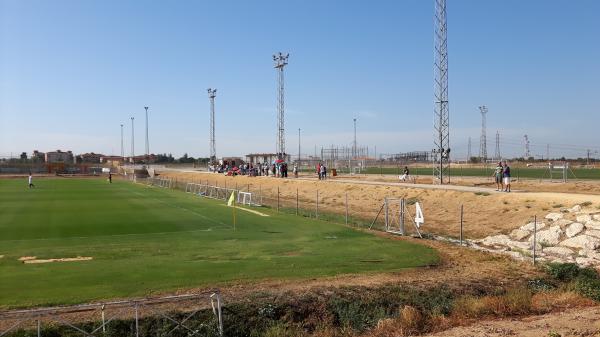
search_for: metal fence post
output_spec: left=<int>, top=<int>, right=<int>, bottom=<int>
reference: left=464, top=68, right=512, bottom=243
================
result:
left=460, top=205, right=464, bottom=246
left=37, top=319, right=41, bottom=337
left=533, top=215, right=537, bottom=265
left=135, top=304, right=139, bottom=337
left=345, top=193, right=349, bottom=225
left=316, top=190, right=319, bottom=219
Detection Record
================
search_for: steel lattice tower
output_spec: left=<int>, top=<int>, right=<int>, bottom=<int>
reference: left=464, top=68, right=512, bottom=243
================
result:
left=467, top=137, right=472, bottom=161
left=273, top=52, right=289, bottom=160
left=524, top=135, right=530, bottom=158
left=207, top=88, right=217, bottom=164
left=130, top=117, right=135, bottom=164
left=494, top=131, right=501, bottom=161
left=433, top=0, right=450, bottom=183
left=478, top=105, right=488, bottom=162
left=144, top=107, right=149, bottom=161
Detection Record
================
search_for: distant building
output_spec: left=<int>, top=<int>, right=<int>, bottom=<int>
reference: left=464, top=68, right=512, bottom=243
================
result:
left=45, top=150, right=74, bottom=164
left=245, top=153, right=290, bottom=165
left=100, top=155, right=125, bottom=166
left=77, top=152, right=103, bottom=163
left=31, top=150, right=45, bottom=162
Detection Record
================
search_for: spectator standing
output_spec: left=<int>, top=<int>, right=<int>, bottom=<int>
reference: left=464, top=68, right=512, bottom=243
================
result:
left=502, top=162, right=511, bottom=192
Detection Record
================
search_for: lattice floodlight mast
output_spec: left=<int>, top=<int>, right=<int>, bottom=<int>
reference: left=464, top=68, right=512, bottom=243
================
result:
left=494, top=130, right=501, bottom=161
left=479, top=105, right=488, bottom=162
left=467, top=136, right=472, bottom=161
left=524, top=135, right=530, bottom=158
left=273, top=52, right=289, bottom=160
left=207, top=88, right=217, bottom=164
left=144, top=106, right=149, bottom=161
left=433, top=0, right=450, bottom=184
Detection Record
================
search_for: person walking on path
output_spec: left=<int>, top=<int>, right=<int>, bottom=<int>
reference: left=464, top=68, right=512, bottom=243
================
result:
left=320, top=164, right=326, bottom=180
left=28, top=173, right=35, bottom=188
left=108, top=172, right=112, bottom=183
left=293, top=163, right=298, bottom=178
left=399, top=166, right=410, bottom=181
left=492, top=162, right=503, bottom=191
left=502, top=162, right=511, bottom=192
left=317, top=163, right=322, bottom=180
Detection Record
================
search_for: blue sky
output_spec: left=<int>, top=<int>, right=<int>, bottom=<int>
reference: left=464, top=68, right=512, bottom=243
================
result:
left=1, top=0, right=599, bottom=159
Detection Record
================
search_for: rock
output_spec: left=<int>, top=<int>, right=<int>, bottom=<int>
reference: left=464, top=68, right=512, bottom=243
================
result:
left=579, top=249, right=600, bottom=260
left=593, top=214, right=600, bottom=221
left=545, top=213, right=564, bottom=221
left=520, top=222, right=546, bottom=232
left=481, top=235, right=512, bottom=247
left=510, top=229, right=531, bottom=241
left=585, top=221, right=600, bottom=230
left=577, top=214, right=593, bottom=223
left=576, top=257, right=598, bottom=267
left=569, top=205, right=582, bottom=213
left=559, top=235, right=600, bottom=250
left=554, top=219, right=573, bottom=228
left=586, top=230, right=600, bottom=239
left=506, top=240, right=534, bottom=252
left=566, top=223, right=584, bottom=238
left=543, top=246, right=575, bottom=258
left=529, top=226, right=563, bottom=246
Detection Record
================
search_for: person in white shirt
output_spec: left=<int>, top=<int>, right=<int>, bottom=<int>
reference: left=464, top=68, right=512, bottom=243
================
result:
left=28, top=174, right=35, bottom=188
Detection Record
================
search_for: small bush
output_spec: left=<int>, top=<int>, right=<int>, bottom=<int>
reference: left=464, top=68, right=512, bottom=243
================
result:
left=552, top=204, right=564, bottom=209
left=546, top=263, right=581, bottom=281
left=581, top=201, right=593, bottom=207
left=474, top=192, right=490, bottom=196
left=574, top=276, right=600, bottom=301
left=527, top=278, right=556, bottom=292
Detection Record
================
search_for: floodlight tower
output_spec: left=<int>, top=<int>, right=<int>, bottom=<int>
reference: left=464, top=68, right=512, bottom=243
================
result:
left=433, top=0, right=450, bottom=183
left=130, top=117, right=135, bottom=165
left=494, top=131, right=501, bottom=161
left=524, top=135, right=530, bottom=158
left=120, top=124, right=124, bottom=160
left=273, top=52, right=289, bottom=160
left=207, top=88, right=217, bottom=164
left=144, top=106, right=149, bottom=161
left=467, top=137, right=472, bottom=161
left=353, top=118, right=357, bottom=159
left=298, top=128, right=301, bottom=162
left=479, top=105, right=488, bottom=162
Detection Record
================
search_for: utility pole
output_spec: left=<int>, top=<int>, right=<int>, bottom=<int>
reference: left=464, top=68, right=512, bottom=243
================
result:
left=120, top=124, right=124, bottom=161
left=207, top=88, right=217, bottom=165
left=546, top=144, right=550, bottom=160
left=144, top=106, right=149, bottom=162
left=353, top=118, right=357, bottom=159
left=587, top=149, right=591, bottom=165
left=273, top=52, right=289, bottom=160
left=130, top=117, right=135, bottom=165
left=433, top=0, right=450, bottom=184
left=479, top=105, right=488, bottom=162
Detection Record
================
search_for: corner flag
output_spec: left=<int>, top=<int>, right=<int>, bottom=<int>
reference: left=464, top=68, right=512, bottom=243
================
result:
left=227, top=191, right=235, bottom=207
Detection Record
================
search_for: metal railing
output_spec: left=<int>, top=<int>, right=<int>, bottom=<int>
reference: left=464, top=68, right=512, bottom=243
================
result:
left=0, top=291, right=223, bottom=337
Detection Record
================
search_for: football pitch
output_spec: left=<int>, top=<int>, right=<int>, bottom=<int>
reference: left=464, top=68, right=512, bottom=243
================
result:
left=0, top=178, right=438, bottom=308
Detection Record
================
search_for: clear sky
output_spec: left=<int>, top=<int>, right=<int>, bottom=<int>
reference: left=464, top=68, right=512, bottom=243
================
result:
left=1, top=0, right=599, bottom=160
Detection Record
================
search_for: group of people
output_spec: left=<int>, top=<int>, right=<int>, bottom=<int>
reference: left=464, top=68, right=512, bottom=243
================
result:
left=210, top=161, right=299, bottom=178
left=493, top=161, right=512, bottom=192
left=316, top=163, right=327, bottom=180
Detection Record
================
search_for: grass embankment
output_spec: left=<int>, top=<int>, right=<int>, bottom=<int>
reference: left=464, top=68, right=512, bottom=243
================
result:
left=7, top=263, right=598, bottom=337
left=0, top=178, right=438, bottom=308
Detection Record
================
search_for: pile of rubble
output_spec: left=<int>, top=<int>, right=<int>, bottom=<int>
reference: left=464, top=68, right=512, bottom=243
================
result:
left=475, top=204, right=600, bottom=268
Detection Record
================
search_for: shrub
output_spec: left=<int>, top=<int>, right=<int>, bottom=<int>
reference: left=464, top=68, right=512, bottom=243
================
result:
left=546, top=263, right=581, bottom=281
left=574, top=276, right=600, bottom=301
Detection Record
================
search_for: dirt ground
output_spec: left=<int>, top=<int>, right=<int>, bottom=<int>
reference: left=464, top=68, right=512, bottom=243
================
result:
left=422, top=306, right=600, bottom=337
left=157, top=170, right=600, bottom=239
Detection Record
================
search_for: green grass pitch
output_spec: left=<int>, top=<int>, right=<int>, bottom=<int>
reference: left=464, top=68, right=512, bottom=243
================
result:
left=0, top=178, right=438, bottom=309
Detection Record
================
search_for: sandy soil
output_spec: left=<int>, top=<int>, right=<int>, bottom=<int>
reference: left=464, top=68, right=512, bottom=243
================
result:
left=423, top=306, right=600, bottom=337
left=157, top=170, right=600, bottom=239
